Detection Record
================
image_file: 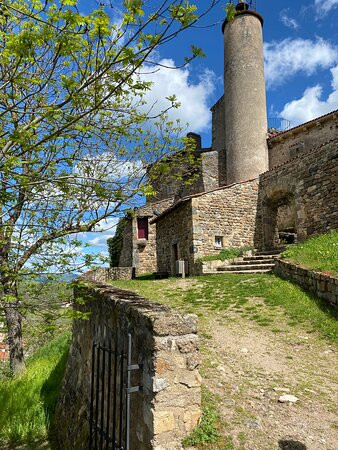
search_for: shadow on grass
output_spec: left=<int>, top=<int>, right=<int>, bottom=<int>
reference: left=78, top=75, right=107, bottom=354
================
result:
left=275, top=274, right=338, bottom=322
left=40, top=347, right=70, bottom=450
left=134, top=273, right=155, bottom=281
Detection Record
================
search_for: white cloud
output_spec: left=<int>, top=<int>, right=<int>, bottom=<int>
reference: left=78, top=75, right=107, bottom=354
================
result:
left=83, top=217, right=119, bottom=248
left=264, top=38, right=337, bottom=88
left=139, top=59, right=216, bottom=133
left=314, top=0, right=338, bottom=15
left=280, top=10, right=299, bottom=30
left=280, top=65, right=338, bottom=126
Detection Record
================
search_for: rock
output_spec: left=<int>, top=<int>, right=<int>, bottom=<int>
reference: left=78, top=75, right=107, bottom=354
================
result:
left=278, top=394, right=299, bottom=403
left=246, top=419, right=261, bottom=429
left=153, top=411, right=176, bottom=434
left=241, top=347, right=249, bottom=353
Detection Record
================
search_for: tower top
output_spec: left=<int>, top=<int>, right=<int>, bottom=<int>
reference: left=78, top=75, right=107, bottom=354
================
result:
left=222, top=1, right=263, bottom=33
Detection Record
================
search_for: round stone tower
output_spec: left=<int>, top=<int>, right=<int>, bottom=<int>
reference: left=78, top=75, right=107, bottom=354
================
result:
left=223, top=2, right=268, bottom=184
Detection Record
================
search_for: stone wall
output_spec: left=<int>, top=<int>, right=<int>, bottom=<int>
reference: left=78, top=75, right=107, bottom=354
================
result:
left=54, top=280, right=201, bottom=450
left=119, top=218, right=133, bottom=267
left=268, top=111, right=337, bottom=169
left=154, top=180, right=260, bottom=275
left=84, top=267, right=134, bottom=282
left=258, top=138, right=338, bottom=249
left=274, top=259, right=338, bottom=307
left=119, top=198, right=174, bottom=275
left=191, top=179, right=260, bottom=264
left=154, top=201, right=193, bottom=276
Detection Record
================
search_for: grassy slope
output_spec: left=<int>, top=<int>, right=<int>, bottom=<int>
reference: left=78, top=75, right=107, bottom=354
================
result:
left=0, top=333, right=70, bottom=447
left=112, top=273, right=338, bottom=341
left=281, top=230, right=338, bottom=276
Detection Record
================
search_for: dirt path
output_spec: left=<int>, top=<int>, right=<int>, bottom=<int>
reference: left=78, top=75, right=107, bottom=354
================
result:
left=198, top=310, right=337, bottom=449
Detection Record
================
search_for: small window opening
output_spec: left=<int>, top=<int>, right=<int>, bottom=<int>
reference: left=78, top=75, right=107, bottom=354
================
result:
left=214, top=236, right=223, bottom=249
left=137, top=217, right=149, bottom=240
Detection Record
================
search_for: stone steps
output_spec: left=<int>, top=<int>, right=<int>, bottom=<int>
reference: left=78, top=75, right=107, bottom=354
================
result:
left=207, top=269, right=273, bottom=274
left=235, top=258, right=275, bottom=265
left=201, top=248, right=285, bottom=275
left=217, top=263, right=275, bottom=272
left=255, top=248, right=285, bottom=256
left=242, top=255, right=278, bottom=261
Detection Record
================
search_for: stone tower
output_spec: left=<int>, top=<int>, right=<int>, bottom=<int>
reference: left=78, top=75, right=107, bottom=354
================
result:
left=223, top=1, right=268, bottom=184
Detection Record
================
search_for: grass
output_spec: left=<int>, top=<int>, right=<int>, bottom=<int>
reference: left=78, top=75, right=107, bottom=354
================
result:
left=281, top=230, right=338, bottom=276
left=182, top=387, right=220, bottom=447
left=111, top=273, right=338, bottom=341
left=197, top=246, right=253, bottom=262
left=0, top=332, right=71, bottom=447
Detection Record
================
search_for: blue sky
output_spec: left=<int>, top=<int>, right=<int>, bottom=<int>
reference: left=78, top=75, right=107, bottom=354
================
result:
left=78, top=0, right=338, bottom=262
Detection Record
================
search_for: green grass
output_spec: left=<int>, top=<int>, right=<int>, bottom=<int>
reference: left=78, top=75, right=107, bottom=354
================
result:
left=182, top=387, right=220, bottom=447
left=0, top=332, right=71, bottom=447
left=198, top=246, right=253, bottom=262
left=281, top=230, right=338, bottom=276
left=111, top=273, right=338, bottom=341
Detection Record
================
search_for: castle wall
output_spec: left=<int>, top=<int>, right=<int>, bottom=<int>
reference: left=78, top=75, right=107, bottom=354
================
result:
left=190, top=180, right=260, bottom=264
left=150, top=149, right=219, bottom=203
left=154, top=180, right=260, bottom=275
left=268, top=113, right=338, bottom=169
left=155, top=202, right=194, bottom=276
left=119, top=218, right=133, bottom=267
left=258, top=138, right=338, bottom=249
left=118, top=198, right=174, bottom=274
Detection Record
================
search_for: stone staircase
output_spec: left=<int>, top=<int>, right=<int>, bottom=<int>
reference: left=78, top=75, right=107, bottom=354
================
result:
left=214, top=249, right=284, bottom=274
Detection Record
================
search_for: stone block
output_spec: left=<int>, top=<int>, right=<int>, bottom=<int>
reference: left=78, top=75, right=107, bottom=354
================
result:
left=153, top=411, right=176, bottom=434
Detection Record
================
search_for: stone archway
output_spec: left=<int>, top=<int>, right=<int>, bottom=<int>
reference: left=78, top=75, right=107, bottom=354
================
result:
left=262, top=190, right=297, bottom=250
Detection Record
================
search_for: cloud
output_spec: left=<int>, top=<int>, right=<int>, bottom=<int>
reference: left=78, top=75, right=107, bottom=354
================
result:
left=280, top=65, right=338, bottom=126
left=139, top=59, right=216, bottom=133
left=314, top=0, right=338, bottom=15
left=83, top=217, right=119, bottom=248
left=280, top=10, right=299, bottom=30
left=264, top=38, right=337, bottom=88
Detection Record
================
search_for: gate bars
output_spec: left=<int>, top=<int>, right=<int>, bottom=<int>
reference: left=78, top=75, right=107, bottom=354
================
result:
left=89, top=328, right=143, bottom=450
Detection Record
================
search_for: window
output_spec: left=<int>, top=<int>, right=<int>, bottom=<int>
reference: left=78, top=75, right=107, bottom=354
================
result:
left=214, top=236, right=223, bottom=249
left=137, top=217, right=148, bottom=240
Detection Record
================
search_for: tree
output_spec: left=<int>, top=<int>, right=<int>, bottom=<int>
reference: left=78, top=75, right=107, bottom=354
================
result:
left=0, top=0, right=219, bottom=374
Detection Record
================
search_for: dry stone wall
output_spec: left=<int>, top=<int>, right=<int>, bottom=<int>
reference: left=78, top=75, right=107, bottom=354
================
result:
left=275, top=259, right=338, bottom=307
left=54, top=278, right=201, bottom=450
left=84, top=267, right=134, bottom=282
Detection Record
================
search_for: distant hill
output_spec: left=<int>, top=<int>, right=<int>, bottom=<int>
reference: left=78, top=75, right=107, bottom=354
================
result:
left=36, top=273, right=79, bottom=283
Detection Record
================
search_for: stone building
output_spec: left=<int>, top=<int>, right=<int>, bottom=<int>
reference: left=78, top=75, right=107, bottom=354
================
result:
left=117, top=1, right=338, bottom=276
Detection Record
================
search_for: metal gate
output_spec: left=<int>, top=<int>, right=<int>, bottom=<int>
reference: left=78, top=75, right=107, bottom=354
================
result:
left=89, top=329, right=143, bottom=450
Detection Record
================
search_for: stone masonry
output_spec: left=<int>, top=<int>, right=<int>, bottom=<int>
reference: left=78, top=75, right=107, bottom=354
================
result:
left=274, top=259, right=338, bottom=308
left=54, top=275, right=201, bottom=450
left=257, top=138, right=338, bottom=249
left=268, top=111, right=338, bottom=169
left=153, top=179, right=260, bottom=276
